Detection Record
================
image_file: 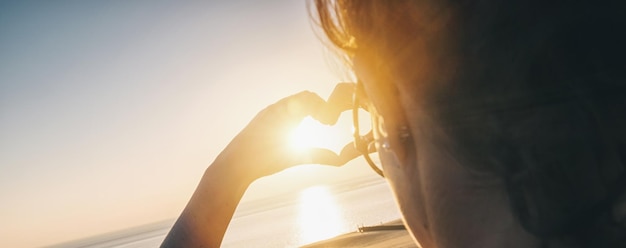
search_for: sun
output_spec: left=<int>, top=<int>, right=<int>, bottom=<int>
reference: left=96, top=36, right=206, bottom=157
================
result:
left=289, top=117, right=342, bottom=154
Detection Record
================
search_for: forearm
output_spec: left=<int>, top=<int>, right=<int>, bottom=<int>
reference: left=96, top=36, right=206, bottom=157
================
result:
left=161, top=154, right=253, bottom=247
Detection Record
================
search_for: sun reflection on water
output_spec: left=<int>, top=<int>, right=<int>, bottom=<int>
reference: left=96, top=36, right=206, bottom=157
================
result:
left=297, top=186, right=346, bottom=245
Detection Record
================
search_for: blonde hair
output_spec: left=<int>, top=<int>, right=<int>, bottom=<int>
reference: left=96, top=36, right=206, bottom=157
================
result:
left=311, top=1, right=626, bottom=246
left=309, top=0, right=446, bottom=70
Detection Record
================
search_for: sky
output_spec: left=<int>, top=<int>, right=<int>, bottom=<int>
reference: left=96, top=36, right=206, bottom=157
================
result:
left=0, top=1, right=377, bottom=247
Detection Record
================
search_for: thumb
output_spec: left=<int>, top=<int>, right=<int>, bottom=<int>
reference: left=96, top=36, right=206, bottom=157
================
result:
left=337, top=142, right=362, bottom=165
left=297, top=143, right=363, bottom=167
left=315, top=83, right=355, bottom=125
left=290, top=148, right=344, bottom=166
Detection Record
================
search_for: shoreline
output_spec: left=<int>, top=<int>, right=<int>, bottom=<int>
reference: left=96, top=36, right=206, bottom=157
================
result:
left=301, top=219, right=420, bottom=248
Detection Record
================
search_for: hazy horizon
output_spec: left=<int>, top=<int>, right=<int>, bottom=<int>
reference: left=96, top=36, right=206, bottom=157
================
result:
left=47, top=173, right=397, bottom=248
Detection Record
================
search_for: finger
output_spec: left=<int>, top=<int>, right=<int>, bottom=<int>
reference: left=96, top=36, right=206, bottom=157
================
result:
left=284, top=91, right=326, bottom=120
left=338, top=142, right=362, bottom=164
left=263, top=91, right=326, bottom=127
left=315, top=83, right=355, bottom=125
left=293, top=142, right=362, bottom=167
left=289, top=148, right=344, bottom=166
left=307, top=148, right=344, bottom=166
left=327, top=82, right=356, bottom=112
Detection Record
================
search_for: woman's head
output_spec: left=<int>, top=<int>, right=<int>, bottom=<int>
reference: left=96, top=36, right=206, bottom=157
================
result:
left=313, top=0, right=626, bottom=247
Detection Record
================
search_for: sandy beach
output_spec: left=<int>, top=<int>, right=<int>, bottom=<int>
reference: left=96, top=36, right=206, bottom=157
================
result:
left=302, top=219, right=420, bottom=248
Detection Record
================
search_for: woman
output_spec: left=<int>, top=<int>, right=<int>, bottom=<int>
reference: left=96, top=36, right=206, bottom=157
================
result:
left=163, top=0, right=626, bottom=247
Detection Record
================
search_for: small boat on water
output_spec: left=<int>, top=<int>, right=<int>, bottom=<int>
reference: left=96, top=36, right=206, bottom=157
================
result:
left=357, top=224, right=406, bottom=233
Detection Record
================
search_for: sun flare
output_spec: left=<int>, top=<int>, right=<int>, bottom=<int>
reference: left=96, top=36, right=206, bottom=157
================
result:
left=289, top=117, right=343, bottom=153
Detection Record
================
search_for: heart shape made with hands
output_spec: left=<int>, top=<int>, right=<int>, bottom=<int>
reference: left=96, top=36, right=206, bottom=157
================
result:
left=285, top=83, right=369, bottom=166
left=288, top=110, right=372, bottom=167
left=289, top=114, right=361, bottom=168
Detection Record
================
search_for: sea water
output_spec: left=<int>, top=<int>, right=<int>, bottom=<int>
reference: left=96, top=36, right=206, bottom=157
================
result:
left=222, top=175, right=401, bottom=247
left=55, top=174, right=401, bottom=248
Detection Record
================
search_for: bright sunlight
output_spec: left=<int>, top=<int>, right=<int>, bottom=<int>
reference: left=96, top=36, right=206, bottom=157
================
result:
left=297, top=186, right=346, bottom=245
left=289, top=117, right=344, bottom=153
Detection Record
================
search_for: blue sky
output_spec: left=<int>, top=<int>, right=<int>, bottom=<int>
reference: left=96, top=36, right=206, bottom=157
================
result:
left=0, top=1, right=375, bottom=247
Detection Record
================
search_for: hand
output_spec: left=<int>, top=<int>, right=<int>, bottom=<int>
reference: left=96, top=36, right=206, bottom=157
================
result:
left=161, top=84, right=362, bottom=248
left=216, top=83, right=361, bottom=180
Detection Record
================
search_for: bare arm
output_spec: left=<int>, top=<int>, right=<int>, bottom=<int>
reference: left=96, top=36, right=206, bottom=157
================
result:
left=160, top=156, right=252, bottom=248
left=161, top=85, right=358, bottom=247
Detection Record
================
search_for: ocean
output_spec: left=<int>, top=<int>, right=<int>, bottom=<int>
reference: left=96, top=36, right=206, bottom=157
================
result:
left=52, top=174, right=401, bottom=248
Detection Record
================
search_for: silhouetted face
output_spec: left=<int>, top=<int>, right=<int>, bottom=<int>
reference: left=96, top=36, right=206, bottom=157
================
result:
left=353, top=46, right=538, bottom=248
left=352, top=51, right=435, bottom=247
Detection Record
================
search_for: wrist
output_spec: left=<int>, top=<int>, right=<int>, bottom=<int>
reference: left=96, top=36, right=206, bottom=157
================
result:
left=209, top=150, right=256, bottom=190
left=174, top=154, right=255, bottom=247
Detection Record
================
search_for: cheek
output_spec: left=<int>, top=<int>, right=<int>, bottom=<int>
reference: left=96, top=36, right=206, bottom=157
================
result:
left=379, top=147, right=435, bottom=247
